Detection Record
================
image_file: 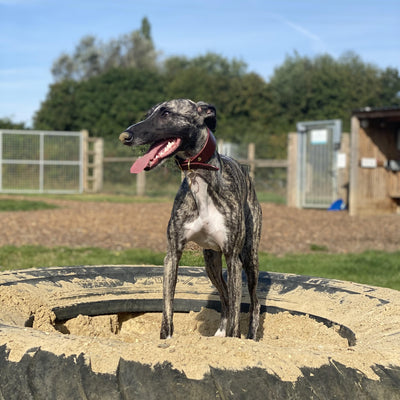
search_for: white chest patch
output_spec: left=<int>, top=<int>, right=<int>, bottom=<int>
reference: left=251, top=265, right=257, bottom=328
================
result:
left=183, top=175, right=227, bottom=251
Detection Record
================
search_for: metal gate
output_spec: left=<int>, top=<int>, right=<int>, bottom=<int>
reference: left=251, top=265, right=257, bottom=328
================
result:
left=0, top=129, right=83, bottom=193
left=296, top=120, right=342, bottom=208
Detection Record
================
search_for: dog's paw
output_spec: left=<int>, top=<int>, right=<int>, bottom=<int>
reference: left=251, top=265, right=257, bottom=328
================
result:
left=214, top=328, right=226, bottom=337
left=160, top=330, right=172, bottom=340
left=160, top=322, right=173, bottom=340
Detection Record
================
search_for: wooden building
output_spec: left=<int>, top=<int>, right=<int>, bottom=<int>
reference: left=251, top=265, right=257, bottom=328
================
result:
left=349, top=107, right=400, bottom=216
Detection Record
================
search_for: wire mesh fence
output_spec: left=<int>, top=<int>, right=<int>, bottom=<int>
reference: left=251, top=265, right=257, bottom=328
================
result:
left=102, top=140, right=287, bottom=203
left=0, top=131, right=287, bottom=202
left=0, top=130, right=83, bottom=193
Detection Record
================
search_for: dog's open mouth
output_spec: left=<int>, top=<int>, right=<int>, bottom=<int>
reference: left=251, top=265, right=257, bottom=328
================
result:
left=130, top=138, right=182, bottom=174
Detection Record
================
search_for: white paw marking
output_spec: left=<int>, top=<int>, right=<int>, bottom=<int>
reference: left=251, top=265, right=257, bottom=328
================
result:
left=214, top=328, right=226, bottom=337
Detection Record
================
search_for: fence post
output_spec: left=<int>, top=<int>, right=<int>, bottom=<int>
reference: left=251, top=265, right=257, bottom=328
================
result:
left=248, top=143, right=255, bottom=180
left=337, top=133, right=350, bottom=207
left=137, top=171, right=146, bottom=196
left=82, top=131, right=104, bottom=193
left=349, top=116, right=360, bottom=216
left=81, top=130, right=89, bottom=192
left=93, top=138, right=104, bottom=192
left=286, top=132, right=298, bottom=207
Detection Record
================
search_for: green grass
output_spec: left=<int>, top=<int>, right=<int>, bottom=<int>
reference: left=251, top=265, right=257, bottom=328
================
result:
left=0, top=245, right=204, bottom=271
left=1, top=191, right=286, bottom=206
left=0, top=193, right=172, bottom=204
left=258, top=251, right=400, bottom=290
left=0, top=246, right=163, bottom=269
left=0, top=199, right=59, bottom=212
left=0, top=245, right=399, bottom=291
left=256, top=191, right=286, bottom=204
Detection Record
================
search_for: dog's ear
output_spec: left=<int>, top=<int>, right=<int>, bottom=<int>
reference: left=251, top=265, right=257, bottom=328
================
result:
left=196, top=101, right=217, bottom=132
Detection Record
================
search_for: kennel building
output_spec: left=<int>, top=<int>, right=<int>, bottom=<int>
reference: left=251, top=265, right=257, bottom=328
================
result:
left=349, top=106, right=400, bottom=216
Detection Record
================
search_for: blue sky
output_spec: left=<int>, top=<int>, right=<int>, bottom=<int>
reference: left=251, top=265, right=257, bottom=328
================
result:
left=0, top=0, right=399, bottom=126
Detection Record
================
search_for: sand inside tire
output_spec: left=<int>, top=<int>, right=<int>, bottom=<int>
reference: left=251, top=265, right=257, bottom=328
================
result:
left=54, top=308, right=348, bottom=347
left=29, top=308, right=349, bottom=380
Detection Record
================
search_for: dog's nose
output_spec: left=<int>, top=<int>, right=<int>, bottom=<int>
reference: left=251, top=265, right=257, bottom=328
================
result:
left=119, top=131, right=133, bottom=145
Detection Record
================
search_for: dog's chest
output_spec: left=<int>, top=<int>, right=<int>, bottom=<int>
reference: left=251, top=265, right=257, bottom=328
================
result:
left=183, top=175, right=227, bottom=251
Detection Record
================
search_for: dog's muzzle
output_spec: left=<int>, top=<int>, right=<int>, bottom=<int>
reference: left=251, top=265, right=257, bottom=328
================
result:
left=119, top=131, right=133, bottom=145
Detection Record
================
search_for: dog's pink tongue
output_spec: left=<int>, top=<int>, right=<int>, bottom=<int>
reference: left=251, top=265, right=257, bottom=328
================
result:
left=130, top=141, right=165, bottom=174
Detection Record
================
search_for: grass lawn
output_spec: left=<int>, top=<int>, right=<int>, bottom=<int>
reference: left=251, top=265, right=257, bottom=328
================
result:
left=0, top=193, right=171, bottom=205
left=0, top=245, right=399, bottom=291
left=258, top=251, right=400, bottom=290
left=0, top=190, right=286, bottom=206
left=0, top=199, right=59, bottom=212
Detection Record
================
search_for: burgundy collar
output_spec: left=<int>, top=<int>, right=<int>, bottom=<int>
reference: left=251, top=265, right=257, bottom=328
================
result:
left=176, top=128, right=219, bottom=171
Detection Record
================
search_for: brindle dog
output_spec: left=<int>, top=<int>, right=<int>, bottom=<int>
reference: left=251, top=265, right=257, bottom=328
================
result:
left=119, top=99, right=262, bottom=340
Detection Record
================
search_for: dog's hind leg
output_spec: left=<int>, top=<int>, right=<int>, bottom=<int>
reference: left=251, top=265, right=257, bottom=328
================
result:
left=203, top=249, right=229, bottom=337
left=241, top=202, right=262, bottom=339
left=225, top=251, right=243, bottom=338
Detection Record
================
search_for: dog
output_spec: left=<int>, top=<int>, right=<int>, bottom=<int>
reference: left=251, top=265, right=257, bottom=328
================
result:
left=119, top=99, right=262, bottom=340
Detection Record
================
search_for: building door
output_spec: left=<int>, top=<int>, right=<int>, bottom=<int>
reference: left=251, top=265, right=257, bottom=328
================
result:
left=297, top=120, right=342, bottom=208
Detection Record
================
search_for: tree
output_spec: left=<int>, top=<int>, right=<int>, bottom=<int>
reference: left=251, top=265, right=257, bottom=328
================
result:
left=34, top=68, right=166, bottom=137
left=73, top=35, right=102, bottom=80
left=51, top=36, right=102, bottom=82
left=50, top=17, right=158, bottom=82
left=40, top=27, right=400, bottom=160
left=34, top=80, right=79, bottom=131
left=0, top=118, right=27, bottom=129
left=379, top=67, right=400, bottom=106
left=163, top=52, right=247, bottom=78
left=140, top=16, right=151, bottom=40
left=51, top=53, right=75, bottom=82
left=265, top=52, right=400, bottom=133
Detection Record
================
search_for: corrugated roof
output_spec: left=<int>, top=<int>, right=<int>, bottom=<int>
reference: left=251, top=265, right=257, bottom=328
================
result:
left=352, top=106, right=400, bottom=119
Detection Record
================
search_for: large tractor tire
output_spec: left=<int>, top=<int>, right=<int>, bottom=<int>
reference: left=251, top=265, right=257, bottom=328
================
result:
left=0, top=265, right=399, bottom=399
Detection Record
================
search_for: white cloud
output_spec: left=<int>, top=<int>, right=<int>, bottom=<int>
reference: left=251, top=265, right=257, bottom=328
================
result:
left=283, top=19, right=321, bottom=43
left=269, top=13, right=327, bottom=53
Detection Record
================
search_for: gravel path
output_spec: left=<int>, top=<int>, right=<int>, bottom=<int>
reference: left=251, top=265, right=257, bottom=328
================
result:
left=1, top=199, right=399, bottom=255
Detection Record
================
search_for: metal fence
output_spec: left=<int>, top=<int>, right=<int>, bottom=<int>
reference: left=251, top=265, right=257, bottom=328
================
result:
left=0, top=129, right=84, bottom=193
left=102, top=141, right=288, bottom=200
left=296, top=120, right=342, bottom=208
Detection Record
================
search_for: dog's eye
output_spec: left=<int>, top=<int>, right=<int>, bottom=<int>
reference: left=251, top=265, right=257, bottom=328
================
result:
left=161, top=110, right=170, bottom=118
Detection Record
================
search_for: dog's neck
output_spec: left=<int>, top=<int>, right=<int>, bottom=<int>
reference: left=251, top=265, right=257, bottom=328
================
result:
left=175, top=128, right=219, bottom=172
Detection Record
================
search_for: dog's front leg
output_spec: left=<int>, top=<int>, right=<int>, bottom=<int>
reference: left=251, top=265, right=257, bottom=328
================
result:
left=160, top=248, right=181, bottom=339
left=225, top=252, right=243, bottom=338
left=160, top=214, right=185, bottom=339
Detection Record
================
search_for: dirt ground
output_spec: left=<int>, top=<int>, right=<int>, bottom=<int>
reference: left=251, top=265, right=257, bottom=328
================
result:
left=1, top=197, right=400, bottom=255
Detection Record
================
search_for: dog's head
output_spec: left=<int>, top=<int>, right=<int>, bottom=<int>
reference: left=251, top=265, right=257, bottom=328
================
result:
left=119, top=99, right=216, bottom=173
